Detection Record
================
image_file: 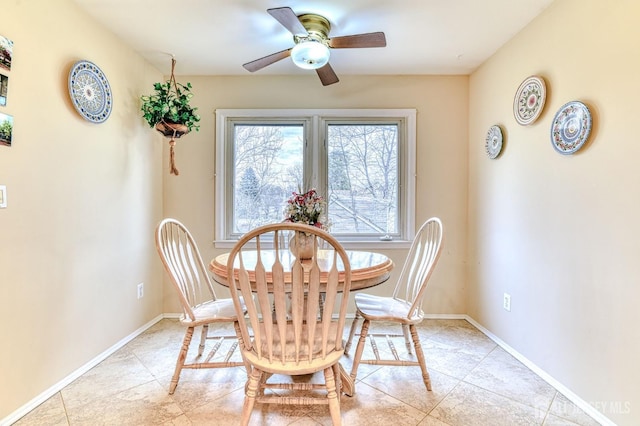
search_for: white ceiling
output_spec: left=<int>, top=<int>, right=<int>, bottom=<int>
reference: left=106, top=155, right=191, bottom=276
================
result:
left=72, top=0, right=556, bottom=77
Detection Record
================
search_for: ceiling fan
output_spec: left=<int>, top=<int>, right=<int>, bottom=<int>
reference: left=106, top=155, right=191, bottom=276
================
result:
left=242, top=6, right=386, bottom=86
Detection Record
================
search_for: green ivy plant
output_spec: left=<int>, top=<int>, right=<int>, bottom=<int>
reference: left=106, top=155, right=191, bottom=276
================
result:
left=140, top=80, right=201, bottom=132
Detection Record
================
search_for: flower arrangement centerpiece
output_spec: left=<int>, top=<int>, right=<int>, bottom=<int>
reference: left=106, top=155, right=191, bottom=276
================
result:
left=283, top=188, right=328, bottom=259
left=284, top=188, right=328, bottom=229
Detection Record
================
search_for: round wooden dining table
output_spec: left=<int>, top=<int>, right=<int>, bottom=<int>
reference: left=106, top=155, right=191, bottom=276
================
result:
left=209, top=249, right=394, bottom=291
left=209, top=249, right=394, bottom=397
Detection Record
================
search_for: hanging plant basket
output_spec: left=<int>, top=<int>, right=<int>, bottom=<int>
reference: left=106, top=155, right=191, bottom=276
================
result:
left=140, top=57, right=200, bottom=176
left=154, top=118, right=190, bottom=175
left=155, top=120, right=189, bottom=138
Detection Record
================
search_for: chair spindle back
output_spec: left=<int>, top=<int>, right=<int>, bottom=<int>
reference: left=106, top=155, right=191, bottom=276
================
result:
left=228, top=222, right=351, bottom=368
left=156, top=218, right=217, bottom=321
left=392, top=217, right=443, bottom=319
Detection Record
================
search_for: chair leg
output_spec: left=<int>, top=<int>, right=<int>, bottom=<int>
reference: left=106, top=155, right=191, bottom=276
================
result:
left=241, top=367, right=262, bottom=426
left=402, top=324, right=412, bottom=355
left=332, top=362, right=342, bottom=397
left=410, top=324, right=432, bottom=391
left=233, top=321, right=252, bottom=376
left=198, top=324, right=208, bottom=357
left=349, top=318, right=370, bottom=385
left=258, top=371, right=271, bottom=397
left=344, top=311, right=361, bottom=354
left=324, top=366, right=342, bottom=426
left=169, top=326, right=194, bottom=395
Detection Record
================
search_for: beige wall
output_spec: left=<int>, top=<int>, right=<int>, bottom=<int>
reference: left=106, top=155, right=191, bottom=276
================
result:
left=0, top=0, right=164, bottom=420
left=468, top=0, right=640, bottom=424
left=161, top=74, right=470, bottom=316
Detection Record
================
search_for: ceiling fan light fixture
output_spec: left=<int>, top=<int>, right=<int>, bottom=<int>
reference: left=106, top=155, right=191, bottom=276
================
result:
left=291, top=41, right=330, bottom=70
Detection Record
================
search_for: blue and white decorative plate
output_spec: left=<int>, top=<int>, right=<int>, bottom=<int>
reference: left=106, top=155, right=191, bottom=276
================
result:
left=68, top=60, right=112, bottom=123
left=550, top=101, right=592, bottom=155
left=513, top=75, right=546, bottom=126
left=485, top=125, right=503, bottom=159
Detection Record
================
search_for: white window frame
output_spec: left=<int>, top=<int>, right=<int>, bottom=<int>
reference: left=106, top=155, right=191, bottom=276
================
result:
left=214, top=109, right=416, bottom=249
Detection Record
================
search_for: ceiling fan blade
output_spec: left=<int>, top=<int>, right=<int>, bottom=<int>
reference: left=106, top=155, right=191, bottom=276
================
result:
left=243, top=48, right=292, bottom=72
left=329, top=32, right=387, bottom=49
left=316, top=63, right=339, bottom=86
left=267, top=7, right=308, bottom=36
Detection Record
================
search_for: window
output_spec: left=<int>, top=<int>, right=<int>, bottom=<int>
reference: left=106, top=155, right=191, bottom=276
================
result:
left=215, top=109, right=416, bottom=248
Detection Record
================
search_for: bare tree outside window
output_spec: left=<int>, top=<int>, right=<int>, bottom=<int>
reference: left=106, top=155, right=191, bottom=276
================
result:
left=232, top=123, right=399, bottom=237
left=327, top=124, right=399, bottom=235
left=233, top=125, right=303, bottom=233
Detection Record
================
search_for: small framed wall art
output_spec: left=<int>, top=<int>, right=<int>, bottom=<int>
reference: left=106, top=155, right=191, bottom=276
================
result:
left=0, top=34, right=12, bottom=71
left=0, top=111, right=13, bottom=147
left=513, top=75, right=546, bottom=125
left=0, top=73, right=7, bottom=106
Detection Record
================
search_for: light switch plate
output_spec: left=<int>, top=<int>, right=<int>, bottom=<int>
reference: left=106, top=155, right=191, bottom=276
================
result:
left=0, top=185, right=6, bottom=208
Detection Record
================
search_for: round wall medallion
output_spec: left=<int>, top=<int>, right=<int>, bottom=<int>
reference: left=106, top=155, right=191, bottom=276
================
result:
left=513, top=75, right=546, bottom=125
left=485, top=125, right=503, bottom=159
left=550, top=101, right=592, bottom=155
left=68, top=60, right=113, bottom=123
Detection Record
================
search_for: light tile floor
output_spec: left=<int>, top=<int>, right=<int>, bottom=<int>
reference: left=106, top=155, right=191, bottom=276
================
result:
left=14, top=319, right=602, bottom=425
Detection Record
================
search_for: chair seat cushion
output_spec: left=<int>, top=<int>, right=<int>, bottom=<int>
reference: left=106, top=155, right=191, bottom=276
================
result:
left=354, top=293, right=423, bottom=323
left=182, top=298, right=239, bottom=325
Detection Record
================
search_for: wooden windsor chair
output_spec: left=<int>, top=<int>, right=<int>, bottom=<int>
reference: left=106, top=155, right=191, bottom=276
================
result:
left=345, top=217, right=443, bottom=393
left=155, top=218, right=249, bottom=394
left=227, top=222, right=352, bottom=426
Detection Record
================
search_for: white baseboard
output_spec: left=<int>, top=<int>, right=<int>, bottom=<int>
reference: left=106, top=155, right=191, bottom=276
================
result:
left=1, top=314, right=165, bottom=426
left=464, top=315, right=613, bottom=426
left=424, top=313, right=468, bottom=320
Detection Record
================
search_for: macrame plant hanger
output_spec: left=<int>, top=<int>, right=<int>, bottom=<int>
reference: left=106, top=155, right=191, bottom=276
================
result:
left=158, top=57, right=189, bottom=176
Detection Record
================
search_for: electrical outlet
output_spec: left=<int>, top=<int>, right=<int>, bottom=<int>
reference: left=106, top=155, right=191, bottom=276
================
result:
left=503, top=293, right=511, bottom=312
left=137, top=283, right=144, bottom=299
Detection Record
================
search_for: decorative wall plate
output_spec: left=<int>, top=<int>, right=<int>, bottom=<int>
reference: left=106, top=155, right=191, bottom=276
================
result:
left=513, top=75, right=546, bottom=125
left=68, top=60, right=112, bottom=123
left=550, top=101, right=592, bottom=155
left=485, top=125, right=503, bottom=159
